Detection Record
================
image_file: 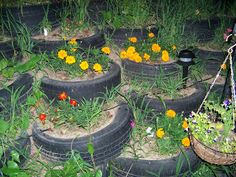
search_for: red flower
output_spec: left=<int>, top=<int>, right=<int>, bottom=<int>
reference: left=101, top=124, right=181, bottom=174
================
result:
left=70, top=99, right=77, bottom=106
left=58, top=92, right=68, bottom=100
left=39, top=113, right=47, bottom=125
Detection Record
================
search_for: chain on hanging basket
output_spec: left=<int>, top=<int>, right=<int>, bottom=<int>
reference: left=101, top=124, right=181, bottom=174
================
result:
left=188, top=42, right=236, bottom=165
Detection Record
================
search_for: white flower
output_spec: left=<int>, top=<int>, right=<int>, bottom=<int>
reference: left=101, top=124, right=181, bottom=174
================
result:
left=146, top=127, right=152, bottom=134
left=44, top=28, right=48, bottom=36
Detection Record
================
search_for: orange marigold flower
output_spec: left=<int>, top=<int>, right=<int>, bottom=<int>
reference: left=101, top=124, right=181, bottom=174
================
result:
left=128, top=37, right=137, bottom=43
left=58, top=50, right=68, bottom=59
left=161, top=50, right=170, bottom=62
left=65, top=55, right=76, bottom=64
left=148, top=32, right=155, bottom=38
left=93, top=63, right=103, bottom=73
left=182, top=137, right=190, bottom=147
left=70, top=99, right=77, bottom=106
left=182, top=120, right=188, bottom=129
left=120, top=50, right=128, bottom=59
left=221, top=63, right=226, bottom=70
left=165, top=109, right=176, bottom=118
left=58, top=92, right=68, bottom=100
left=68, top=38, right=77, bottom=45
left=156, top=128, right=165, bottom=138
left=172, top=45, right=177, bottom=50
left=143, top=53, right=150, bottom=60
left=101, top=47, right=111, bottom=55
left=152, top=43, right=161, bottom=53
left=79, top=61, right=89, bottom=70
left=127, top=46, right=136, bottom=54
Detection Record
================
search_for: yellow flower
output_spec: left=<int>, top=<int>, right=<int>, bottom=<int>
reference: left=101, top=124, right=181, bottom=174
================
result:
left=128, top=37, right=137, bottom=43
left=152, top=43, right=161, bottom=53
left=221, top=63, right=226, bottom=70
left=101, top=47, right=111, bottom=55
left=120, top=50, right=128, bottom=59
left=71, top=48, right=77, bottom=52
left=148, top=32, right=155, bottom=38
left=143, top=53, right=150, bottom=60
left=58, top=50, right=68, bottom=59
left=62, top=36, right=67, bottom=40
left=79, top=61, right=89, bottom=71
left=165, top=109, right=176, bottom=118
left=127, top=46, right=136, bottom=54
left=68, top=38, right=77, bottom=45
left=161, top=50, right=170, bottom=62
left=93, top=63, right=103, bottom=73
left=156, top=128, right=165, bottom=139
left=65, top=55, right=76, bottom=64
left=134, top=54, right=142, bottom=63
left=172, top=45, right=177, bottom=50
left=182, top=137, right=190, bottom=147
left=182, top=120, right=188, bottom=129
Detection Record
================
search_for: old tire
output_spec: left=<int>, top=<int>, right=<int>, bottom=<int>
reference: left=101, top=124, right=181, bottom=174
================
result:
left=32, top=103, right=133, bottom=164
left=40, top=62, right=121, bottom=102
left=0, top=73, right=33, bottom=112
left=0, top=132, right=31, bottom=168
left=122, top=59, right=181, bottom=82
left=111, top=148, right=201, bottom=177
left=33, top=31, right=106, bottom=54
left=133, top=84, right=206, bottom=116
left=105, top=27, right=158, bottom=46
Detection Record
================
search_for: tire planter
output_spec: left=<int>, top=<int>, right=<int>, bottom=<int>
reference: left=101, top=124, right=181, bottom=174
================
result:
left=105, top=27, right=158, bottom=46
left=132, top=84, right=206, bottom=116
left=0, top=40, right=18, bottom=59
left=0, top=73, right=33, bottom=112
left=110, top=148, right=201, bottom=177
left=122, top=59, right=181, bottom=82
left=1, top=3, right=61, bottom=36
left=183, top=18, right=221, bottom=43
left=40, top=62, right=121, bottom=102
left=32, top=31, right=106, bottom=54
left=32, top=103, right=134, bottom=164
left=0, top=132, right=31, bottom=168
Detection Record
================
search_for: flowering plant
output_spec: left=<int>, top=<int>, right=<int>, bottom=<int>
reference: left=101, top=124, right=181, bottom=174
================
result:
left=188, top=99, right=236, bottom=153
left=120, top=32, right=177, bottom=63
left=42, top=39, right=111, bottom=79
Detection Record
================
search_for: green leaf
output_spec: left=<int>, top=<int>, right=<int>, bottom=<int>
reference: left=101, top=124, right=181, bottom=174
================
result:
left=87, top=143, right=94, bottom=156
left=7, top=160, right=19, bottom=169
left=0, top=59, right=8, bottom=71
left=0, top=119, right=9, bottom=134
left=11, top=150, right=20, bottom=163
left=2, top=67, right=15, bottom=78
left=21, top=114, right=29, bottom=130
left=15, top=54, right=41, bottom=73
left=95, top=170, right=103, bottom=177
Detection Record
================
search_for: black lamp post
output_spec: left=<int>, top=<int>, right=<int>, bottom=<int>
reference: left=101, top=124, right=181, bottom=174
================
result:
left=177, top=49, right=195, bottom=89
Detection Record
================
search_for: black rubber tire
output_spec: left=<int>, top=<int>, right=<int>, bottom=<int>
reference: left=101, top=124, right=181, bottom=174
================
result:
left=0, top=73, right=33, bottom=112
left=32, top=103, right=133, bottom=164
left=105, top=27, right=158, bottom=46
left=40, top=62, right=121, bottom=102
left=183, top=18, right=221, bottom=43
left=133, top=84, right=206, bottom=116
left=110, top=148, right=201, bottom=177
left=0, top=132, right=31, bottom=168
left=32, top=31, right=106, bottom=54
left=0, top=40, right=18, bottom=59
left=1, top=3, right=61, bottom=36
left=122, top=59, right=181, bottom=82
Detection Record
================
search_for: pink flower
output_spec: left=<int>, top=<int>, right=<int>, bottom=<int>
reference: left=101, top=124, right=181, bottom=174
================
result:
left=227, top=28, right=232, bottom=33
left=224, top=33, right=228, bottom=40
left=129, top=120, right=135, bottom=128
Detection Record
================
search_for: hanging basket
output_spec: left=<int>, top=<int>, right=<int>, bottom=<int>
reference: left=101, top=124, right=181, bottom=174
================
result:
left=190, top=134, right=236, bottom=165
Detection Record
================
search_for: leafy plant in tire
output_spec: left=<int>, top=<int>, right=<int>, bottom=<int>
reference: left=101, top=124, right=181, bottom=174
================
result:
left=120, top=32, right=178, bottom=63
left=42, top=39, right=112, bottom=79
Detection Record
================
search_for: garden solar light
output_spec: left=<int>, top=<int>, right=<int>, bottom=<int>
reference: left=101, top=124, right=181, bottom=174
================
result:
left=177, top=49, right=195, bottom=88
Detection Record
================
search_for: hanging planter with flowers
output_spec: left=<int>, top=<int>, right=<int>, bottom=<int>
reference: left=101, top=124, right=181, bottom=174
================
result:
left=39, top=41, right=121, bottom=102
left=110, top=109, right=201, bottom=177
left=32, top=93, right=133, bottom=164
left=188, top=43, right=236, bottom=165
left=120, top=32, right=181, bottom=82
